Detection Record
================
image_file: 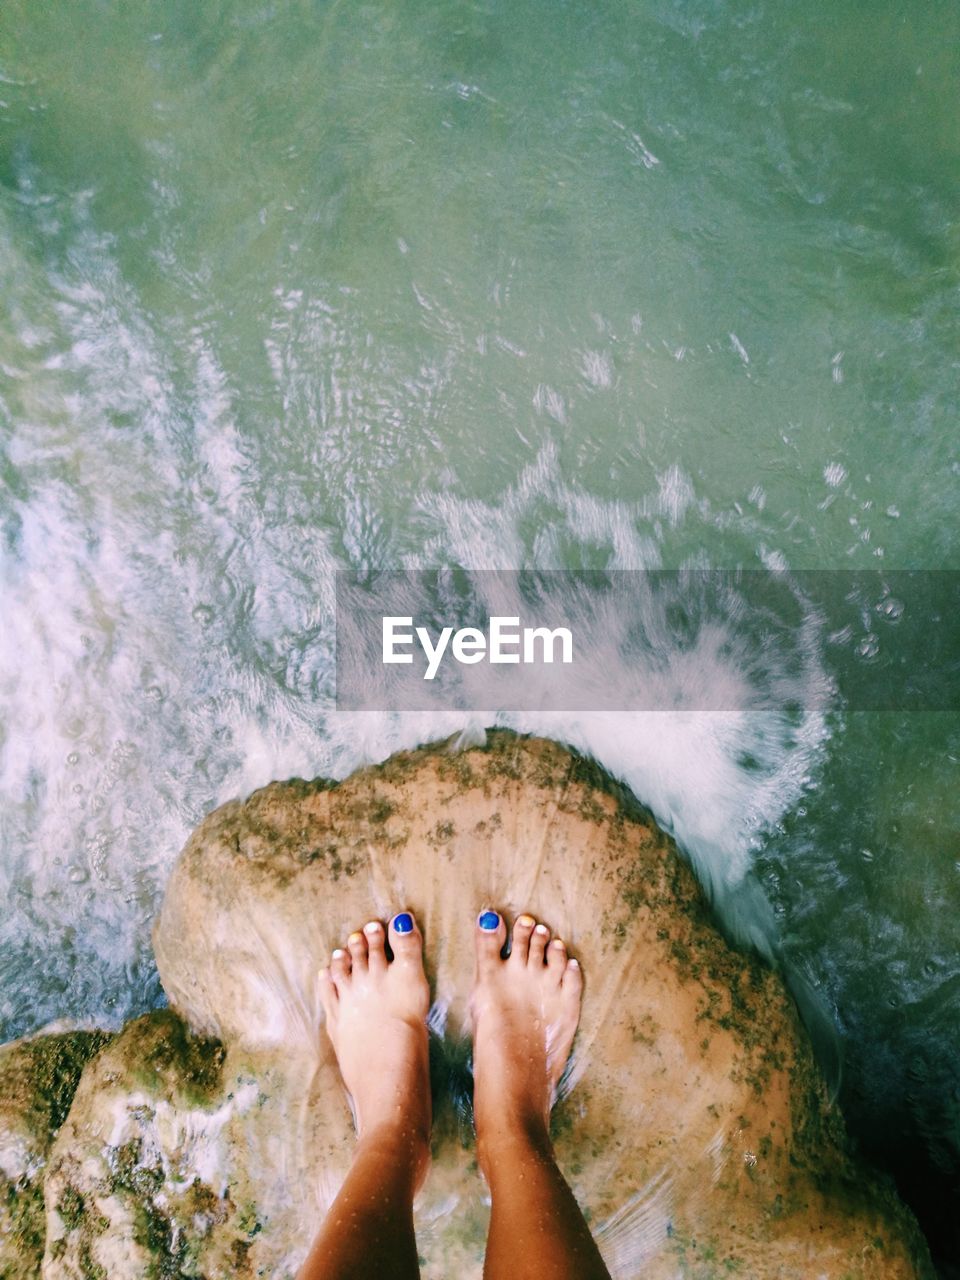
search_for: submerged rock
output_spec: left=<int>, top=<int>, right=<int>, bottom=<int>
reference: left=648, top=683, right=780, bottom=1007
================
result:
left=1, top=732, right=935, bottom=1277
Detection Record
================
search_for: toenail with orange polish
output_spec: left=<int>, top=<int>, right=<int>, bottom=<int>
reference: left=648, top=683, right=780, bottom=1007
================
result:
left=517, top=914, right=536, bottom=927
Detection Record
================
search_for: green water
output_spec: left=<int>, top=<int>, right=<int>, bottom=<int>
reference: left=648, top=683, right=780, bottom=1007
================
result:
left=2, top=0, right=959, bottom=1266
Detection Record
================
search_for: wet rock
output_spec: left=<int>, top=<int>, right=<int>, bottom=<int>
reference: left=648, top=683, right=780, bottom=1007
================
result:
left=0, top=1028, right=112, bottom=1279
left=3, top=732, right=935, bottom=1277
left=151, top=731, right=932, bottom=1278
left=40, top=1010, right=277, bottom=1279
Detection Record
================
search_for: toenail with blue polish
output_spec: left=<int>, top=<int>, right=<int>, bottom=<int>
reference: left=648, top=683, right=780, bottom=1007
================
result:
left=392, top=912, right=414, bottom=934
left=478, top=910, right=500, bottom=931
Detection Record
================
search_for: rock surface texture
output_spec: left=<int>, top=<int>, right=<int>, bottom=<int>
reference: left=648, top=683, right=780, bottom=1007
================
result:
left=0, top=1029, right=113, bottom=1280
left=1, top=732, right=935, bottom=1277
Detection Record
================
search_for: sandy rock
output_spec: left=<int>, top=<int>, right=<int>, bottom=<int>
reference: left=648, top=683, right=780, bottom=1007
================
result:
left=150, top=731, right=931, bottom=1278
left=0, top=1029, right=112, bottom=1280
left=39, top=1009, right=283, bottom=1279
left=9, top=731, right=933, bottom=1278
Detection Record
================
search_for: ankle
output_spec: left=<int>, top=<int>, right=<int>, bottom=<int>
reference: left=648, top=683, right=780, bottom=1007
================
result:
left=473, top=1070, right=552, bottom=1145
left=357, top=1117, right=431, bottom=1184
left=476, top=1108, right=552, bottom=1179
left=352, top=1029, right=430, bottom=1136
left=357, top=1082, right=432, bottom=1145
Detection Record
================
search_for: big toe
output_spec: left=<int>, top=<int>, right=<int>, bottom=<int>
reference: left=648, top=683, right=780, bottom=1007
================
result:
left=388, top=910, right=424, bottom=967
left=475, top=909, right=507, bottom=975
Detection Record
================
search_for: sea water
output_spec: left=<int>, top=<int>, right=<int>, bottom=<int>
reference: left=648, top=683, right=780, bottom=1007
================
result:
left=1, top=0, right=958, bottom=1261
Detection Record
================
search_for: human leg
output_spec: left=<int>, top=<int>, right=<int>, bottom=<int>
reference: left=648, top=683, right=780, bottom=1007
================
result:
left=298, top=912, right=431, bottom=1280
left=471, top=910, right=611, bottom=1280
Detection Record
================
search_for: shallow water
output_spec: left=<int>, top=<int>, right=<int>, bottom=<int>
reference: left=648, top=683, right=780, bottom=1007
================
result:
left=1, top=0, right=959, bottom=1263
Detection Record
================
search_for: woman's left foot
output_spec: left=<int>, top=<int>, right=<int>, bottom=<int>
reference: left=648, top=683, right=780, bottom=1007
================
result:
left=470, top=910, right=582, bottom=1157
left=319, top=912, right=431, bottom=1181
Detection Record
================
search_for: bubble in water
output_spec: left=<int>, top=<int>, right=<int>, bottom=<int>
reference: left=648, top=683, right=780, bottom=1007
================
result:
left=876, top=597, right=904, bottom=622
left=67, top=864, right=89, bottom=884
left=67, top=751, right=79, bottom=765
left=856, top=634, right=880, bottom=660
left=192, top=603, right=214, bottom=627
left=861, top=848, right=875, bottom=863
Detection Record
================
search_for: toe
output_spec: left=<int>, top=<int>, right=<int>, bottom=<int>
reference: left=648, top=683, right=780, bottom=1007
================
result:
left=562, top=956, right=583, bottom=997
left=363, top=920, right=387, bottom=971
left=475, top=909, right=507, bottom=975
left=529, top=922, right=550, bottom=966
left=388, top=910, right=423, bottom=966
left=330, top=947, right=351, bottom=988
left=547, top=937, right=567, bottom=980
left=347, top=929, right=368, bottom=972
left=318, top=967, right=337, bottom=1023
left=509, top=913, right=537, bottom=966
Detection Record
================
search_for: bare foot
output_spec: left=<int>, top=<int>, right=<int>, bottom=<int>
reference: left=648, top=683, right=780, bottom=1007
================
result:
left=470, top=910, right=582, bottom=1163
left=319, top=912, right=431, bottom=1184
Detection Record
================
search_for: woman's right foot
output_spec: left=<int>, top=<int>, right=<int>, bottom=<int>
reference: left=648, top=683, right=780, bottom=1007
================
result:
left=318, top=911, right=431, bottom=1187
left=470, top=910, right=583, bottom=1160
